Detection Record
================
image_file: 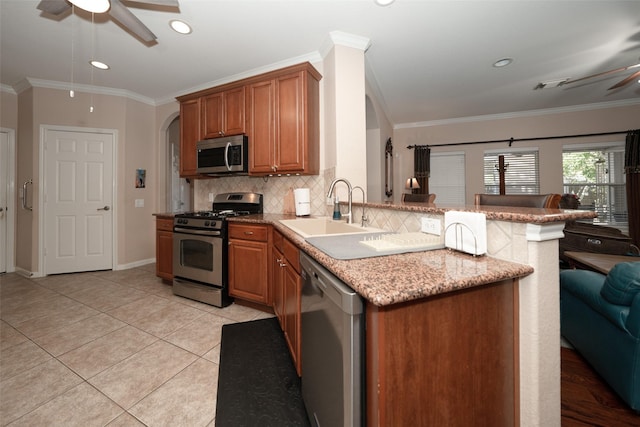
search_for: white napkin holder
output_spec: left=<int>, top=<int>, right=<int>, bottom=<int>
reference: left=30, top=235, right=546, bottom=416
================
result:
left=444, top=211, right=487, bottom=256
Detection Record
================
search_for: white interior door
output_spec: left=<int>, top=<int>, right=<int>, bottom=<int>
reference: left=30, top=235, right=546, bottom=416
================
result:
left=0, top=131, right=7, bottom=273
left=44, top=129, right=114, bottom=274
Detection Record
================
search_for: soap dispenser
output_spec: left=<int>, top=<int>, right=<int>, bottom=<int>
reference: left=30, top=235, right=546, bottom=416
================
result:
left=333, top=196, right=342, bottom=220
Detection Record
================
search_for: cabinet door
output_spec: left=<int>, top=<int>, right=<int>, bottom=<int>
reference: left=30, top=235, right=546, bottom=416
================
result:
left=283, top=263, right=301, bottom=375
left=271, top=245, right=285, bottom=327
left=247, top=79, right=276, bottom=174
left=201, top=92, right=224, bottom=139
left=275, top=71, right=305, bottom=173
left=156, top=229, right=173, bottom=281
left=179, top=98, right=201, bottom=177
left=224, top=86, right=246, bottom=136
left=228, top=238, right=269, bottom=305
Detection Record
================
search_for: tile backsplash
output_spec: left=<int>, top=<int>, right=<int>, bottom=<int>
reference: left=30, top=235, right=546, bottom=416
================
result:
left=194, top=168, right=335, bottom=216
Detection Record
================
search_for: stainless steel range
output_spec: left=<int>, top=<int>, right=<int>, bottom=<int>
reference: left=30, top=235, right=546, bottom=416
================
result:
left=172, top=192, right=263, bottom=307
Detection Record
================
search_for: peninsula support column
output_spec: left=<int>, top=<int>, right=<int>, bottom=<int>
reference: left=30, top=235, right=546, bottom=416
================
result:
left=519, top=222, right=566, bottom=427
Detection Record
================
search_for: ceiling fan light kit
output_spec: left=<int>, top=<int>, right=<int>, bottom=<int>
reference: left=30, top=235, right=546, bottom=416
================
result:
left=68, top=0, right=110, bottom=13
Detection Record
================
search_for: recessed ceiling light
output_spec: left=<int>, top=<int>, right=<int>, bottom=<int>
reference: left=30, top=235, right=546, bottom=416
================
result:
left=90, top=60, right=110, bottom=70
left=374, top=0, right=395, bottom=6
left=493, top=58, right=513, bottom=68
left=170, top=20, right=192, bottom=34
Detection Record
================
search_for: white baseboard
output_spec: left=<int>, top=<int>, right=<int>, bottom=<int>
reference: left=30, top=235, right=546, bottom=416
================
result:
left=115, top=258, right=155, bottom=270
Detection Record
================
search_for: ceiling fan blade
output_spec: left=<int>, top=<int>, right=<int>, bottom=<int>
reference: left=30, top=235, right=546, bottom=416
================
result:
left=608, top=69, right=640, bottom=90
left=125, top=0, right=179, bottom=6
left=37, top=0, right=71, bottom=15
left=562, top=63, right=640, bottom=86
left=109, top=0, right=157, bottom=43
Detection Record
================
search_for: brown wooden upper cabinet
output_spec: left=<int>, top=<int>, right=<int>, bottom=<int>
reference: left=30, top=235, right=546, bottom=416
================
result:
left=201, top=86, right=246, bottom=139
left=248, top=64, right=321, bottom=176
left=176, top=62, right=321, bottom=178
left=179, top=98, right=201, bottom=178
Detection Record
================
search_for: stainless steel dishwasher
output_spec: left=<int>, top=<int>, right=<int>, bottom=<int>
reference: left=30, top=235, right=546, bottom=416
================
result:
left=300, top=251, right=364, bottom=427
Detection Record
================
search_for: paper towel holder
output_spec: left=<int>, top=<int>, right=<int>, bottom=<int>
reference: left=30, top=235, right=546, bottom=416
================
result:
left=444, top=222, right=484, bottom=257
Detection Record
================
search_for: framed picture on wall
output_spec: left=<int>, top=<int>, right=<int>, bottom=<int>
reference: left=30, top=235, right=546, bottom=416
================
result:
left=136, top=169, right=146, bottom=188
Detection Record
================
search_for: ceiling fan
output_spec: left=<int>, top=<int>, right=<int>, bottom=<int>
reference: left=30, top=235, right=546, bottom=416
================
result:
left=36, top=0, right=179, bottom=43
left=561, top=60, right=640, bottom=90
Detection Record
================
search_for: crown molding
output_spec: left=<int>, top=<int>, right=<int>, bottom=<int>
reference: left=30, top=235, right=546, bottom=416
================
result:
left=320, top=31, right=371, bottom=58
left=0, top=84, right=17, bottom=95
left=394, top=98, right=640, bottom=129
left=14, top=78, right=157, bottom=106
left=162, top=51, right=323, bottom=105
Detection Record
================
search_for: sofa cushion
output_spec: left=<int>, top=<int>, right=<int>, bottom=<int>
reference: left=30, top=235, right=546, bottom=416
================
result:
left=600, top=262, right=640, bottom=306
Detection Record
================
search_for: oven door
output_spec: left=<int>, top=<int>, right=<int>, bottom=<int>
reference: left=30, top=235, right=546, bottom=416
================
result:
left=173, top=231, right=223, bottom=286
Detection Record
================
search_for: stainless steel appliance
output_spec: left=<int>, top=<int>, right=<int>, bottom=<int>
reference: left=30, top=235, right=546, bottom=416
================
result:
left=173, top=192, right=263, bottom=307
left=300, top=251, right=364, bottom=427
left=196, top=134, right=248, bottom=175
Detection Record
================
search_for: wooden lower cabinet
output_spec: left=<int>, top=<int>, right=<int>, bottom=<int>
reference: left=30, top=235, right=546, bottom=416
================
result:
left=271, top=228, right=302, bottom=375
left=366, top=279, right=518, bottom=427
left=155, top=217, right=173, bottom=281
left=228, top=223, right=270, bottom=305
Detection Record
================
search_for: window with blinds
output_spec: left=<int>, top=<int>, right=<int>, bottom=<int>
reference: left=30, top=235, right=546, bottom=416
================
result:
left=562, top=143, right=627, bottom=232
left=483, top=149, right=539, bottom=194
left=429, top=152, right=466, bottom=205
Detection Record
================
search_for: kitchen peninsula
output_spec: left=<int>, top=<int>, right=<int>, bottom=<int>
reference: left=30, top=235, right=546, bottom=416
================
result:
left=227, top=203, right=596, bottom=427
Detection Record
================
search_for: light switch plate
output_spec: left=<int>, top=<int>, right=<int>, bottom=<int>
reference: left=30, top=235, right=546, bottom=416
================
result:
left=135, top=199, right=144, bottom=208
left=209, top=193, right=214, bottom=202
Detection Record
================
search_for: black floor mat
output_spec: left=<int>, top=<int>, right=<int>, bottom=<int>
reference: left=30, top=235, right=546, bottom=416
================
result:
left=215, top=317, right=311, bottom=427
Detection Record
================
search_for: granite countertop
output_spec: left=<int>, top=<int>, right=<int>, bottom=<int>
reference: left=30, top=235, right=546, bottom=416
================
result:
left=351, top=202, right=597, bottom=224
left=228, top=213, right=535, bottom=306
left=153, top=212, right=178, bottom=219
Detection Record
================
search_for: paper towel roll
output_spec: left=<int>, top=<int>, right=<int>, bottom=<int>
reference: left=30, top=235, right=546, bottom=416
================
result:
left=293, top=188, right=311, bottom=216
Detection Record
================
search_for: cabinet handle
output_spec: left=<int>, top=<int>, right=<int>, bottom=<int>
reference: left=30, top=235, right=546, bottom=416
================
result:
left=271, top=165, right=277, bottom=172
left=218, top=130, right=225, bottom=136
left=244, top=231, right=254, bottom=235
left=279, top=261, right=287, bottom=268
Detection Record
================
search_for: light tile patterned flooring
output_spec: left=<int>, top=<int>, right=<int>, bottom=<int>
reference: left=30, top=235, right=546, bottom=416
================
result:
left=0, top=264, right=272, bottom=426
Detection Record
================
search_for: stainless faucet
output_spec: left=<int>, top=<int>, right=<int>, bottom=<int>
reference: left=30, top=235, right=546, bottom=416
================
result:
left=352, top=186, right=368, bottom=227
left=327, top=178, right=353, bottom=224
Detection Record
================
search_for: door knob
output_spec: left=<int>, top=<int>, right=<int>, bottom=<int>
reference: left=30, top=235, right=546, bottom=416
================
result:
left=98, top=206, right=110, bottom=211
left=0, top=207, right=4, bottom=212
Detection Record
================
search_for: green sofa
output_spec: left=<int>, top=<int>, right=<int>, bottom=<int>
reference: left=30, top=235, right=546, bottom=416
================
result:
left=560, top=262, right=640, bottom=411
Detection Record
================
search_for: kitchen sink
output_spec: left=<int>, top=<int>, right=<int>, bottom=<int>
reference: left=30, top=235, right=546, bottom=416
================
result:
left=279, top=217, right=385, bottom=238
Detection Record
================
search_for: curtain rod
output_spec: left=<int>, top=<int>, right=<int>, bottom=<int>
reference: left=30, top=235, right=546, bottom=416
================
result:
left=406, top=130, right=631, bottom=149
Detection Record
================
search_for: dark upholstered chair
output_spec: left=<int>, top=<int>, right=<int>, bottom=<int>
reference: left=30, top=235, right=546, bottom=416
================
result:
left=560, top=263, right=640, bottom=411
left=402, top=193, right=436, bottom=204
left=474, top=193, right=561, bottom=209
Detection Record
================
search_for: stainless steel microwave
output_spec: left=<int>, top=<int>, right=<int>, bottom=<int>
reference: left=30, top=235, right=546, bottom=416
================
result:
left=196, top=135, right=248, bottom=175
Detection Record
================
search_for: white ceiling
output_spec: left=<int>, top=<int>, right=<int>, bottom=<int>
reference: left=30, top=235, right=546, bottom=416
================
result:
left=2, top=0, right=640, bottom=127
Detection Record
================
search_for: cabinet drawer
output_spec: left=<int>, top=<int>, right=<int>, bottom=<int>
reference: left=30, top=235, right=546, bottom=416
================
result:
left=156, top=217, right=173, bottom=232
left=228, top=223, right=268, bottom=241
left=283, top=237, right=300, bottom=274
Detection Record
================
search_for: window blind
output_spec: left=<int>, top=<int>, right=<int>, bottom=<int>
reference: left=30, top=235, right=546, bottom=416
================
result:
left=430, top=152, right=466, bottom=204
left=483, top=150, right=539, bottom=194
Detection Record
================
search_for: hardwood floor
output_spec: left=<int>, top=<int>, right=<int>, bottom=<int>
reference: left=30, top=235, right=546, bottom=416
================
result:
left=561, top=347, right=639, bottom=426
